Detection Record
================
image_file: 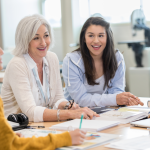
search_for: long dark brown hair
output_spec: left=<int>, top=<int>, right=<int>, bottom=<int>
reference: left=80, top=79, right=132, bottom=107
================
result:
left=76, top=17, right=118, bottom=89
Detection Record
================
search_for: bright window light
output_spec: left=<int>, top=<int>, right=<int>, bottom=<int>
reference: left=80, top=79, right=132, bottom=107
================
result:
left=89, top=0, right=140, bottom=23
left=79, top=0, right=90, bottom=25
left=79, top=0, right=150, bottom=24
left=44, top=0, right=61, bottom=27
left=143, top=0, right=150, bottom=21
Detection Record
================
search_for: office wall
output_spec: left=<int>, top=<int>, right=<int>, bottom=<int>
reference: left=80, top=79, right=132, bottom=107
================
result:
left=111, top=22, right=150, bottom=91
left=50, top=27, right=64, bottom=61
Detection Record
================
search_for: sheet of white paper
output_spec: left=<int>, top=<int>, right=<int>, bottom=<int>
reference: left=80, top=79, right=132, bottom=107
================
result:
left=15, top=129, right=61, bottom=137
left=94, top=110, right=148, bottom=124
left=106, top=136, right=150, bottom=150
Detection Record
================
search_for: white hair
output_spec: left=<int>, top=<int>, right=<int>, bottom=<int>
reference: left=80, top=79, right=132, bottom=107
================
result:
left=13, top=14, right=54, bottom=56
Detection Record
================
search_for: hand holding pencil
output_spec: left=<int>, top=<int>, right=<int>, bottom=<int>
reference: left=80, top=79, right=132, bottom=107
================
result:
left=69, top=114, right=86, bottom=145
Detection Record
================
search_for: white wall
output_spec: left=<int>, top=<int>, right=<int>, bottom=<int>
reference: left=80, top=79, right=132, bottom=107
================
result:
left=50, top=28, right=64, bottom=61
left=1, top=0, right=42, bottom=50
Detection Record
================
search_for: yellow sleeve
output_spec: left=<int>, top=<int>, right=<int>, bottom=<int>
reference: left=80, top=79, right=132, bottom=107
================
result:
left=0, top=97, right=72, bottom=150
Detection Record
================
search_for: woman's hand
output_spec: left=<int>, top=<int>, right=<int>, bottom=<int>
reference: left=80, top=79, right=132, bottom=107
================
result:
left=69, top=102, right=80, bottom=110
left=58, top=101, right=79, bottom=110
left=69, top=129, right=86, bottom=145
left=116, top=92, right=144, bottom=106
left=16, top=133, right=23, bottom=137
left=68, top=107, right=100, bottom=120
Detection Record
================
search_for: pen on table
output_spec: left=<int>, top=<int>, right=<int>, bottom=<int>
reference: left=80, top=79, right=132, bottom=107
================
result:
left=27, top=126, right=45, bottom=128
left=26, top=126, right=36, bottom=129
left=79, top=114, right=84, bottom=129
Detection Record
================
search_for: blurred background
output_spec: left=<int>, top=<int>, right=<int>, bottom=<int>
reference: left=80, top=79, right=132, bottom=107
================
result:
left=0, top=0, right=150, bottom=97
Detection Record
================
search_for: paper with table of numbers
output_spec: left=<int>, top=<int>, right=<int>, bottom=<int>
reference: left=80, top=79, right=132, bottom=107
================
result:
left=56, top=132, right=119, bottom=150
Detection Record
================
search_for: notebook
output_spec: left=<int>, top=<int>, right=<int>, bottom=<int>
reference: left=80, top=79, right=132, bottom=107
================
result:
left=130, top=118, right=150, bottom=128
left=49, top=119, right=120, bottom=132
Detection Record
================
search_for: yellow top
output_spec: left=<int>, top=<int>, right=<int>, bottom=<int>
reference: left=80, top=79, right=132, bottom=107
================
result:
left=0, top=97, right=72, bottom=150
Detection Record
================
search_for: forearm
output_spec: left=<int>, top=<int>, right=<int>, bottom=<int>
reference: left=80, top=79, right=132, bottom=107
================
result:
left=0, top=117, right=71, bottom=150
left=12, top=132, right=72, bottom=150
left=71, top=92, right=117, bottom=107
left=43, top=108, right=71, bottom=121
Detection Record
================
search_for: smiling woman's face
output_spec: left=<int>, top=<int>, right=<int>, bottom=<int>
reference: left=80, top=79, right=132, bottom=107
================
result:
left=28, top=24, right=51, bottom=61
left=85, top=25, right=107, bottom=59
left=0, top=48, right=4, bottom=70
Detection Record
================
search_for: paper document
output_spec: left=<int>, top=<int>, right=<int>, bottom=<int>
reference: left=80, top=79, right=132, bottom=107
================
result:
left=49, top=119, right=120, bottom=132
left=15, top=129, right=61, bottom=137
left=124, top=106, right=150, bottom=113
left=56, top=132, right=119, bottom=150
left=106, top=136, right=150, bottom=150
left=93, top=110, right=148, bottom=124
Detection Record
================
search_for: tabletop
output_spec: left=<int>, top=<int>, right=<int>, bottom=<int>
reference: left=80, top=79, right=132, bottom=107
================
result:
left=29, top=97, right=150, bottom=150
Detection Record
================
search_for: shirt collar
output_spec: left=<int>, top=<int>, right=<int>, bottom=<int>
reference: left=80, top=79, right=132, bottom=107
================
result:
left=23, top=53, right=48, bottom=70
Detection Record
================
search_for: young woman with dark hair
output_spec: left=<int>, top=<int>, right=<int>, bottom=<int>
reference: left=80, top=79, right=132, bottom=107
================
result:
left=62, top=17, right=143, bottom=108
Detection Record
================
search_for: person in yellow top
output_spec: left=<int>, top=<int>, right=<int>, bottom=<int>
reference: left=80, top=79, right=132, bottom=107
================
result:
left=0, top=47, right=86, bottom=150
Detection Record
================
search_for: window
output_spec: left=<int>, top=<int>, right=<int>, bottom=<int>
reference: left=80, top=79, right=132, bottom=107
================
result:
left=79, top=0, right=150, bottom=24
left=43, top=0, right=61, bottom=27
left=143, top=0, right=150, bottom=21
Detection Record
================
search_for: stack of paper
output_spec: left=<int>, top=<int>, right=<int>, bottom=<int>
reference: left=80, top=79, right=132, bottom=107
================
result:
left=49, top=119, right=120, bottom=132
left=57, top=132, right=119, bottom=150
left=106, top=136, right=150, bottom=150
left=94, top=109, right=148, bottom=124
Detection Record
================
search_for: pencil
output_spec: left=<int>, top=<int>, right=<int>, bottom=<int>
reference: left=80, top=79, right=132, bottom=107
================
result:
left=79, top=114, right=84, bottom=129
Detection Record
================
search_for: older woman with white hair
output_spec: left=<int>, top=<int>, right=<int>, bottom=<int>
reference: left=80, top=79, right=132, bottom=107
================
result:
left=1, top=14, right=99, bottom=122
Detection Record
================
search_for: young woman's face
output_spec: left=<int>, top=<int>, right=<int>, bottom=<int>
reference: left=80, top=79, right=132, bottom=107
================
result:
left=28, top=24, right=51, bottom=60
left=85, top=25, right=107, bottom=59
left=0, top=48, right=4, bottom=70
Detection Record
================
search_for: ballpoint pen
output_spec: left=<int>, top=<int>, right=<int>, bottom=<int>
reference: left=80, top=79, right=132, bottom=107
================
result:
left=27, top=126, right=45, bottom=128
left=79, top=114, right=84, bottom=129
